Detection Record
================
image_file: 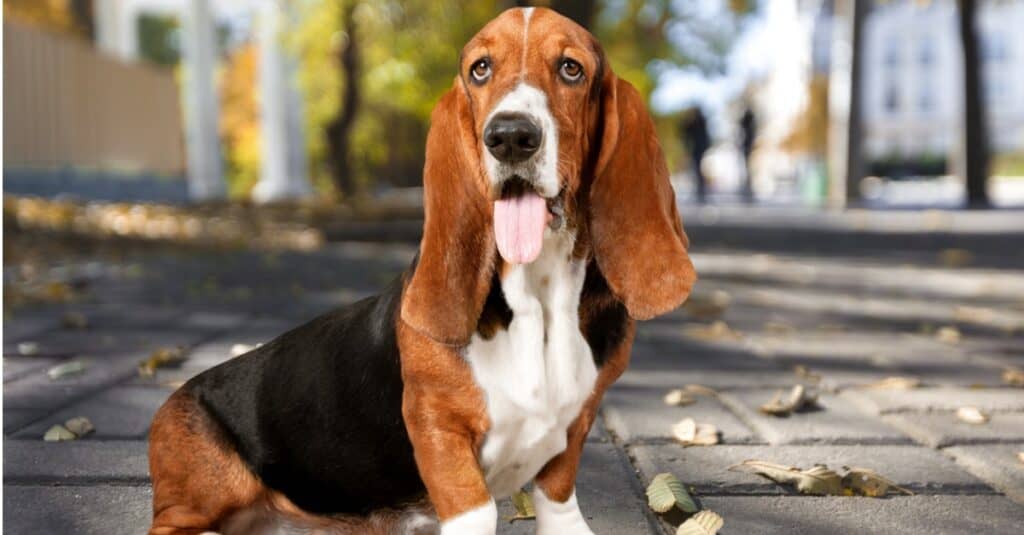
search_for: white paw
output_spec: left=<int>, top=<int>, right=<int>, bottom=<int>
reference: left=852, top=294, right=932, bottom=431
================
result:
left=532, top=487, right=594, bottom=535
left=439, top=500, right=497, bottom=535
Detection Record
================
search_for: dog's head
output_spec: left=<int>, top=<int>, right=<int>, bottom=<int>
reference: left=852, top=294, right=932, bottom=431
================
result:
left=402, top=7, right=696, bottom=345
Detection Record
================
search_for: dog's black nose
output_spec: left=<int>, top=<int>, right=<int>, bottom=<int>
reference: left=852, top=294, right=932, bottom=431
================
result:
left=484, top=113, right=542, bottom=163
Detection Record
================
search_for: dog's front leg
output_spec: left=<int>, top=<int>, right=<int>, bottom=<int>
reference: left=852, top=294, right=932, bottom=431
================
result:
left=532, top=403, right=598, bottom=535
left=404, top=384, right=495, bottom=535
left=400, top=326, right=495, bottom=535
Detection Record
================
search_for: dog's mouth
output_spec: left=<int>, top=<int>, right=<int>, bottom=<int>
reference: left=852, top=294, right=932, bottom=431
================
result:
left=493, top=177, right=562, bottom=265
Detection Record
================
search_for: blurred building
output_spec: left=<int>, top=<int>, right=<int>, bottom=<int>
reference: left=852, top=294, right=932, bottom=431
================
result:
left=861, top=0, right=1024, bottom=164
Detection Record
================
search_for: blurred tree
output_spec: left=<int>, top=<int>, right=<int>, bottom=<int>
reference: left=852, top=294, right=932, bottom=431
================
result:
left=138, top=14, right=182, bottom=67
left=846, top=0, right=867, bottom=204
left=958, top=0, right=990, bottom=208
left=325, top=1, right=361, bottom=197
left=4, top=0, right=90, bottom=38
left=220, top=43, right=262, bottom=198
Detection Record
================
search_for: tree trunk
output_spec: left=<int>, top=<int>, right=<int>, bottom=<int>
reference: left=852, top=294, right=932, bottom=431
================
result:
left=548, top=0, right=596, bottom=29
left=844, top=0, right=867, bottom=205
left=70, top=0, right=94, bottom=40
left=326, top=2, right=360, bottom=198
left=958, top=0, right=990, bottom=208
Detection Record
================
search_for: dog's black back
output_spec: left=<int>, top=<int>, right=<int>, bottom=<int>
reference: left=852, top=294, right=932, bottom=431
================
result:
left=184, top=278, right=425, bottom=515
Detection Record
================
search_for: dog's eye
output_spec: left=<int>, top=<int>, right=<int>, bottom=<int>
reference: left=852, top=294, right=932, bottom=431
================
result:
left=470, top=59, right=491, bottom=83
left=559, top=59, right=583, bottom=82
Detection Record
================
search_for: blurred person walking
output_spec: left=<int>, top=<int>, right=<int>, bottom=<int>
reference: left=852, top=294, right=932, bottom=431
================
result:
left=739, top=106, right=757, bottom=203
left=682, top=107, right=711, bottom=204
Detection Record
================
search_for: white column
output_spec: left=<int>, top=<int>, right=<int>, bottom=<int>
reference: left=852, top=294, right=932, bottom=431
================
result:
left=252, top=0, right=312, bottom=203
left=827, top=0, right=854, bottom=208
left=94, top=0, right=138, bottom=61
left=181, top=0, right=226, bottom=200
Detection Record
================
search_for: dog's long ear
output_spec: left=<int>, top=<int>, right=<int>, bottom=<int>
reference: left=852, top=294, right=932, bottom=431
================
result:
left=589, top=70, right=696, bottom=320
left=401, top=79, right=495, bottom=345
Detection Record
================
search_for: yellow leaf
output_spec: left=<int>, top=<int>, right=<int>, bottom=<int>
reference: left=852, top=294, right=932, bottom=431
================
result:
left=1002, top=367, right=1024, bottom=387
left=676, top=510, right=724, bottom=535
left=956, top=406, right=989, bottom=425
left=857, top=376, right=922, bottom=390
left=664, top=389, right=697, bottom=407
left=841, top=467, right=913, bottom=497
left=646, top=473, right=698, bottom=514
left=508, top=489, right=535, bottom=522
left=43, top=424, right=77, bottom=442
left=759, top=385, right=819, bottom=416
left=936, top=326, right=961, bottom=344
left=672, top=418, right=719, bottom=446
left=138, top=346, right=187, bottom=377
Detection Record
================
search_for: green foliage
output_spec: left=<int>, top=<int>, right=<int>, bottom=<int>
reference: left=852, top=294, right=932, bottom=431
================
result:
left=138, top=14, right=181, bottom=66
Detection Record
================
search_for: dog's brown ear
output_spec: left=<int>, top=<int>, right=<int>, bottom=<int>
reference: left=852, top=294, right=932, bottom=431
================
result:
left=589, top=70, right=696, bottom=320
left=401, top=79, right=495, bottom=345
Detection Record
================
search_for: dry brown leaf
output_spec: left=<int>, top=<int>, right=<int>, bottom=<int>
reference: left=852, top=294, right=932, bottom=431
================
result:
left=671, top=418, right=719, bottom=446
left=683, top=384, right=720, bottom=397
left=1002, top=367, right=1024, bottom=388
left=676, top=510, right=724, bottom=535
left=63, top=416, right=95, bottom=437
left=61, top=311, right=88, bottom=329
left=17, top=341, right=40, bottom=356
left=841, top=467, right=913, bottom=497
left=858, top=376, right=922, bottom=390
left=646, top=473, right=698, bottom=514
left=506, top=489, right=535, bottom=522
left=48, top=360, right=86, bottom=380
left=43, top=424, right=77, bottom=442
left=956, top=406, right=989, bottom=425
left=936, top=326, right=961, bottom=344
left=683, top=290, right=731, bottom=320
left=759, top=385, right=819, bottom=416
left=729, top=460, right=842, bottom=496
left=664, top=389, right=697, bottom=407
left=138, top=346, right=187, bottom=377
left=685, top=321, right=741, bottom=341
left=939, top=248, right=973, bottom=268
left=793, top=365, right=822, bottom=383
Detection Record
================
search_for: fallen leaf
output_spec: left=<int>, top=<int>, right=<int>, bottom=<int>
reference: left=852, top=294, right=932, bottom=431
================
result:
left=1017, top=452, right=1024, bottom=464
left=685, top=321, right=741, bottom=341
left=764, top=321, right=795, bottom=336
left=138, top=346, right=187, bottom=377
left=61, top=311, right=88, bottom=329
left=44, top=424, right=77, bottom=442
left=939, top=248, right=973, bottom=268
left=936, top=326, right=961, bottom=344
left=672, top=418, right=719, bottom=446
left=47, top=360, right=86, bottom=380
left=793, top=365, right=821, bottom=383
left=683, top=290, right=731, bottom=320
left=956, top=406, right=989, bottom=425
left=17, top=341, right=40, bottom=356
left=1002, top=367, right=1024, bottom=388
left=858, top=376, right=921, bottom=390
left=230, top=343, right=262, bottom=357
left=841, top=467, right=913, bottom=497
left=506, top=489, right=535, bottom=522
left=63, top=416, right=95, bottom=437
left=683, top=384, right=720, bottom=397
left=676, top=510, right=724, bottom=535
left=664, top=389, right=697, bottom=407
left=759, top=385, right=820, bottom=416
left=646, top=473, right=698, bottom=514
left=729, top=460, right=842, bottom=496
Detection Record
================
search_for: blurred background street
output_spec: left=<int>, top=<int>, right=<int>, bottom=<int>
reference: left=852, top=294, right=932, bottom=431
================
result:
left=3, top=0, right=1024, bottom=533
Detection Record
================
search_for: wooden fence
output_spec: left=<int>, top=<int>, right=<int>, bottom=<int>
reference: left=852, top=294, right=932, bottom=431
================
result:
left=3, top=19, right=185, bottom=175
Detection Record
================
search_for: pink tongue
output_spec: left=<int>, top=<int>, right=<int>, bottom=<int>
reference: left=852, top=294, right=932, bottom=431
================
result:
left=494, top=192, right=547, bottom=264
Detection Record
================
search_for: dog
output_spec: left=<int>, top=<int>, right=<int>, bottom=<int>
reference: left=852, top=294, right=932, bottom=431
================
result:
left=148, top=7, right=695, bottom=535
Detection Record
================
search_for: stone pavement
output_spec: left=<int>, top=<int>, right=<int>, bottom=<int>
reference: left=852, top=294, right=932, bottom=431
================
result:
left=4, top=235, right=1024, bottom=534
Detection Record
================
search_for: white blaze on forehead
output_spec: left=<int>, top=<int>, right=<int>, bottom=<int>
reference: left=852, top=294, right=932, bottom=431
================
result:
left=483, top=83, right=560, bottom=198
left=521, top=7, right=534, bottom=79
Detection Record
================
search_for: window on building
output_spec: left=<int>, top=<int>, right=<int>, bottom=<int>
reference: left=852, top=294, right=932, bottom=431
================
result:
left=918, top=37, right=934, bottom=66
left=918, top=84, right=933, bottom=113
left=885, top=84, right=900, bottom=114
left=983, top=33, right=1008, bottom=62
left=884, top=37, right=900, bottom=69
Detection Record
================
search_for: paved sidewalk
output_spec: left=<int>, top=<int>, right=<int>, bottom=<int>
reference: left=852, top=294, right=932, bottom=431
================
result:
left=4, top=237, right=1024, bottom=534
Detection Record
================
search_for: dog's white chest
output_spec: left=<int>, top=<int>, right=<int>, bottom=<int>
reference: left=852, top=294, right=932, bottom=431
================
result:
left=464, top=231, right=597, bottom=499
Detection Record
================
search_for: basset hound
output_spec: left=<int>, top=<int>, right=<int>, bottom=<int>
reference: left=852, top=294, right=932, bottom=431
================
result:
left=148, top=7, right=695, bottom=535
